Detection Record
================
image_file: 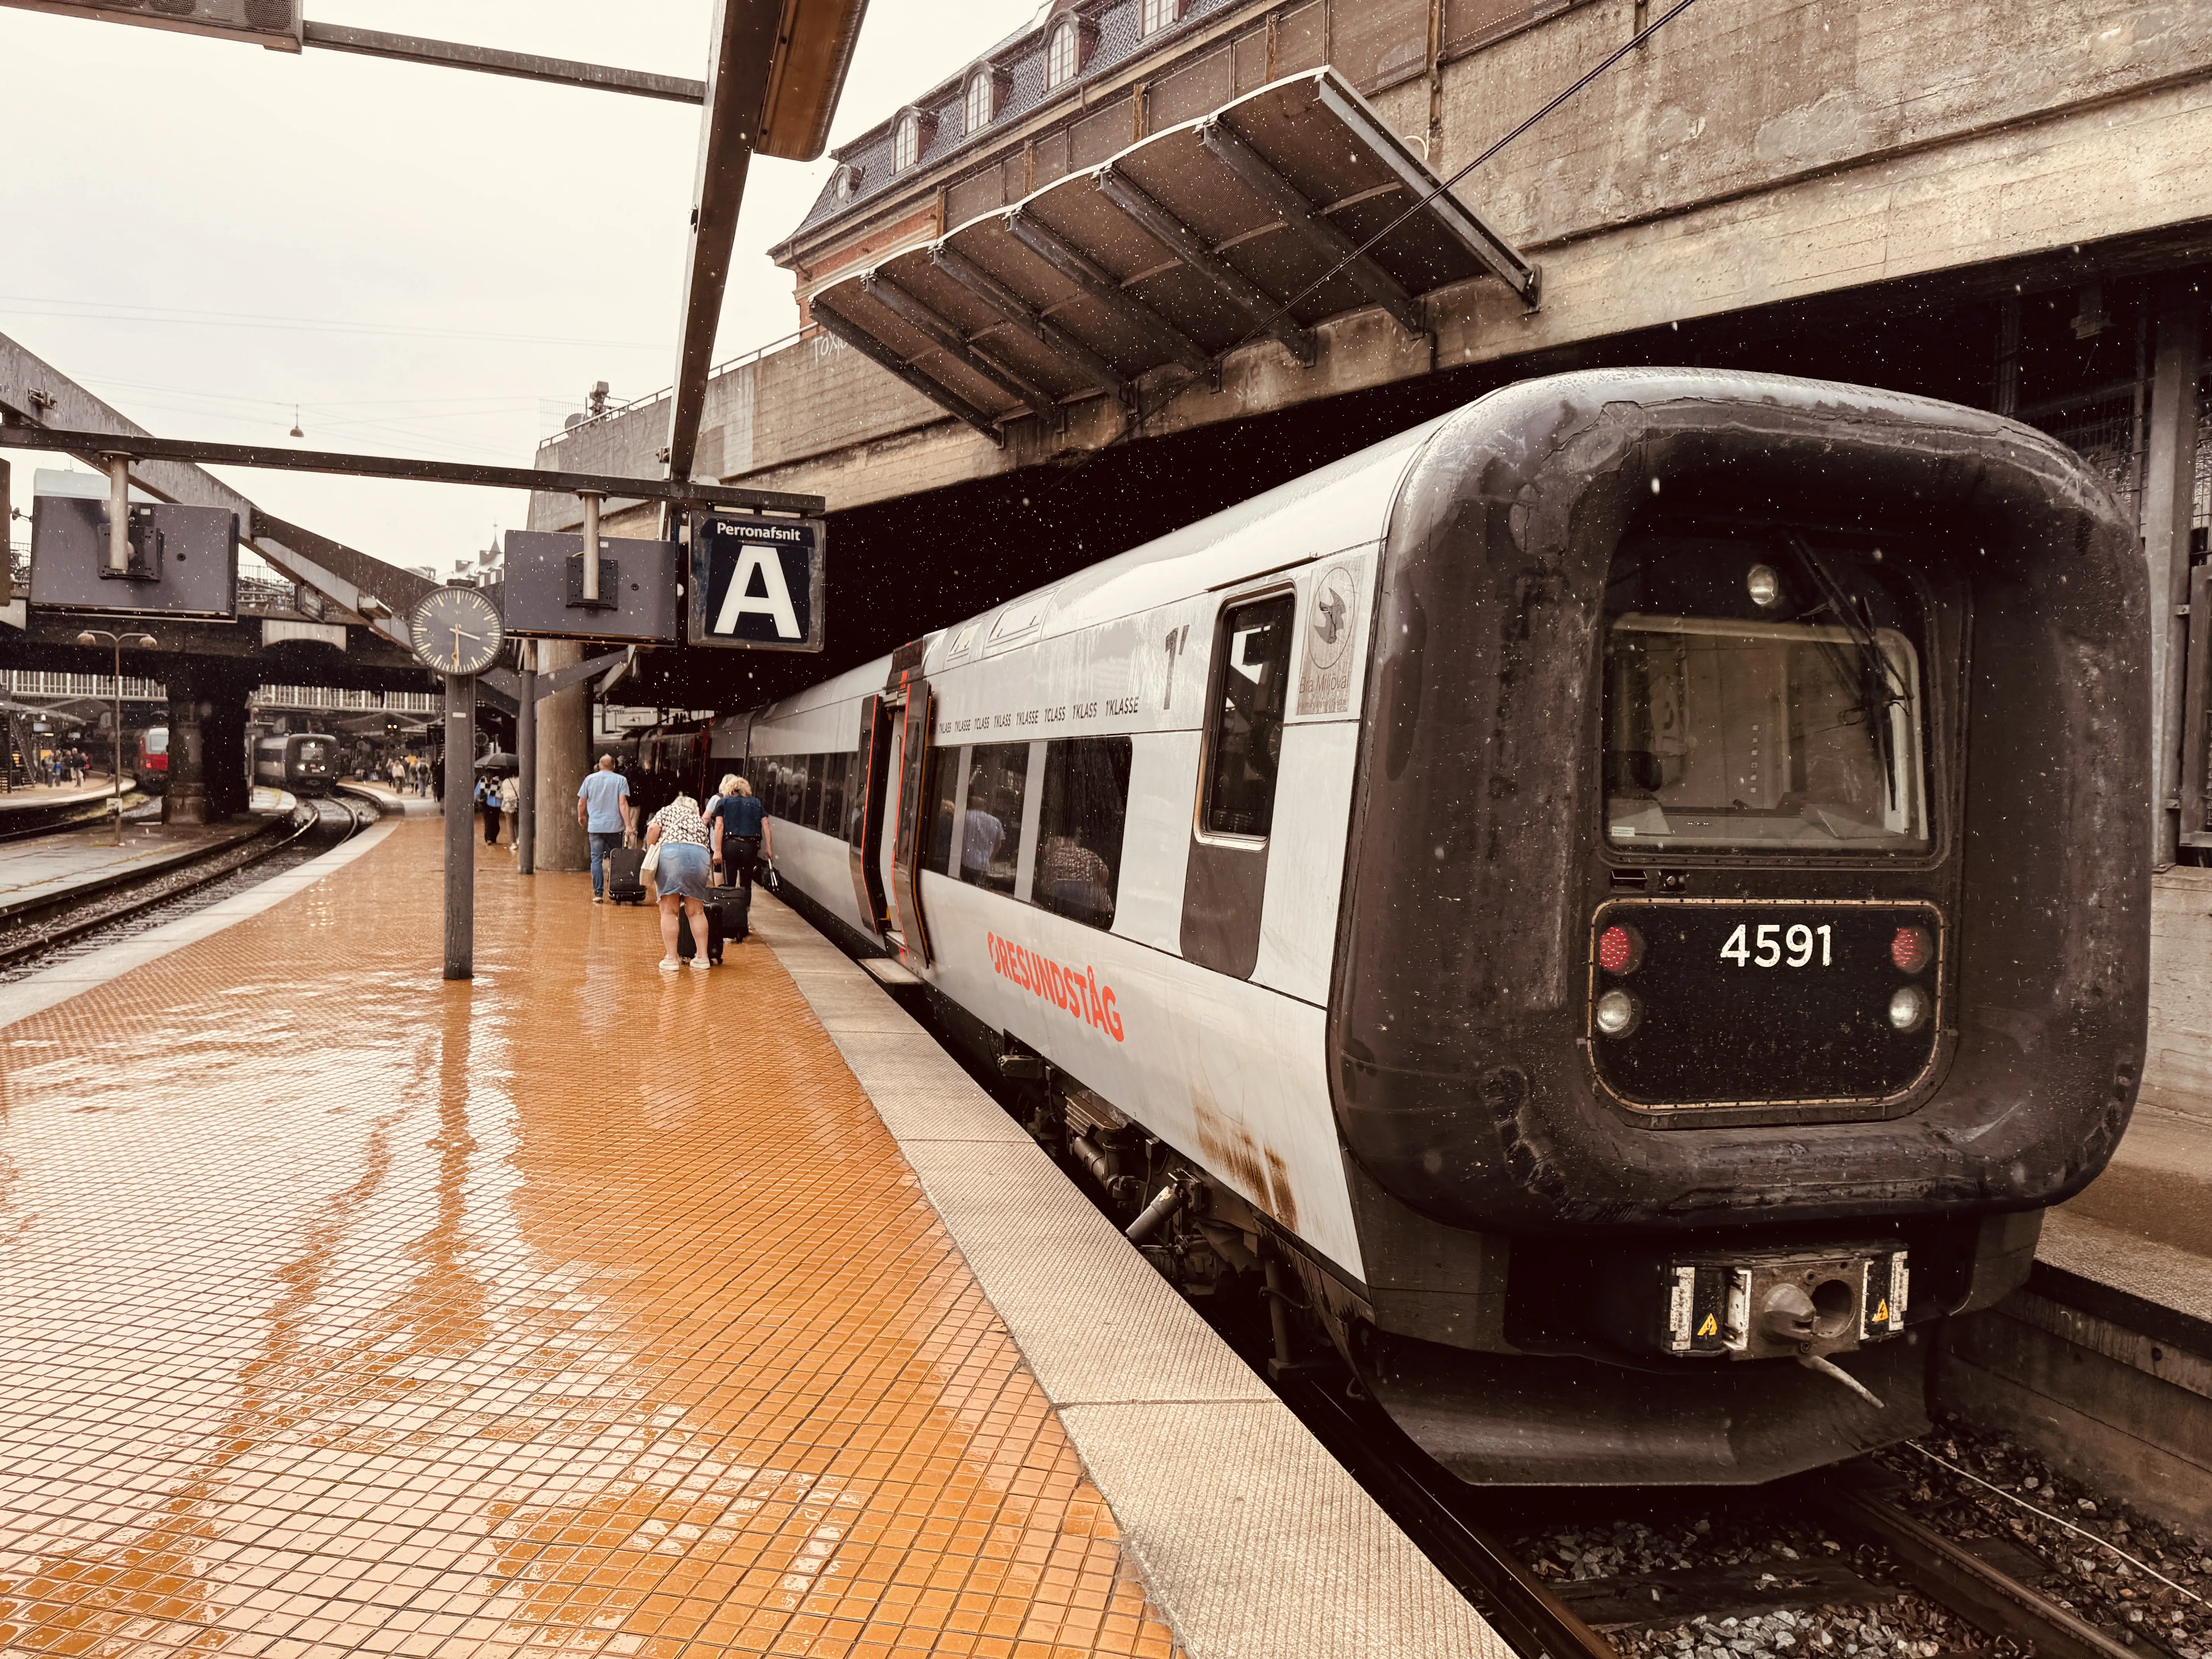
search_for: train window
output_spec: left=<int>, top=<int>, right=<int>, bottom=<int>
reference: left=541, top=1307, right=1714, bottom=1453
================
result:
left=927, top=747, right=962, bottom=873
left=1602, top=537, right=1929, bottom=852
left=1201, top=594, right=1297, bottom=838
left=958, top=742, right=1028, bottom=893
left=1036, top=737, right=1132, bottom=929
left=804, top=753, right=826, bottom=829
left=821, top=751, right=848, bottom=842
left=771, top=758, right=792, bottom=820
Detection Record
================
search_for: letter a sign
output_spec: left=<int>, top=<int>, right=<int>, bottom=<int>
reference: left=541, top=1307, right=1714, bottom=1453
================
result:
left=687, top=513, right=825, bottom=653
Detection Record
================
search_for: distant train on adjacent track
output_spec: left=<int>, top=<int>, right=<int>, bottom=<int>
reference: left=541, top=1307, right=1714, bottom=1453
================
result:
left=252, top=732, right=340, bottom=798
left=737, top=369, right=2150, bottom=1486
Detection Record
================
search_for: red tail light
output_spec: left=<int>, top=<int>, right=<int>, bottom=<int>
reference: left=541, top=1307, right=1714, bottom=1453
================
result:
left=1890, top=927, right=1932, bottom=974
left=1597, top=924, right=1645, bottom=975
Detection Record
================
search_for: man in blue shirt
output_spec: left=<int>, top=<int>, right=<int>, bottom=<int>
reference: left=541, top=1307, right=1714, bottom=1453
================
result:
left=575, top=755, right=636, bottom=902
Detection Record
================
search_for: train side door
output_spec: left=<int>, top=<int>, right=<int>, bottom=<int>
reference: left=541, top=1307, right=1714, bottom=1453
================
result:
left=848, top=695, right=895, bottom=939
left=1181, top=590, right=1297, bottom=978
left=888, top=680, right=936, bottom=966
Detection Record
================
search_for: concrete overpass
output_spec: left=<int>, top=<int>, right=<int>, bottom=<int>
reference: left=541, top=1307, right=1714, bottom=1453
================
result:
left=529, top=0, right=2212, bottom=848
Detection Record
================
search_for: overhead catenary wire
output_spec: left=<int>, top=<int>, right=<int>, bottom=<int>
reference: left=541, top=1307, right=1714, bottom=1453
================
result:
left=1219, top=0, right=1705, bottom=365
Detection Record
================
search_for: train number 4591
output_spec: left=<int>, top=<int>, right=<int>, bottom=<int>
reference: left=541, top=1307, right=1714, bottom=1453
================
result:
left=1721, top=922, right=1833, bottom=968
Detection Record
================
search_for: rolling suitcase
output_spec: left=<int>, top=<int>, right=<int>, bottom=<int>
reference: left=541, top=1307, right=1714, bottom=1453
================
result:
left=676, top=895, right=729, bottom=965
left=605, top=846, right=648, bottom=905
left=710, top=883, right=750, bottom=946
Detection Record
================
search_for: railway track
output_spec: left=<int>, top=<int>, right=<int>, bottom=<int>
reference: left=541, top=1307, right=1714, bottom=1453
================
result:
left=1280, top=1359, right=2147, bottom=1659
left=0, top=793, right=374, bottom=972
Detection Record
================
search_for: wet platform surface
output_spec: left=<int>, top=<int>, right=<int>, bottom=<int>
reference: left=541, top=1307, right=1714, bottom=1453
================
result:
left=0, top=821, right=262, bottom=918
left=0, top=819, right=1182, bottom=1657
left=0, top=782, right=129, bottom=817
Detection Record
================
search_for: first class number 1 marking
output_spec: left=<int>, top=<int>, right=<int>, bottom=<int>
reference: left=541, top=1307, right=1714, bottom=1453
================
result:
left=1721, top=923, right=1832, bottom=968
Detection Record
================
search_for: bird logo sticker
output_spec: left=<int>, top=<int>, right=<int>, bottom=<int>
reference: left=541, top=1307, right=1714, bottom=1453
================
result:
left=1296, top=560, right=1364, bottom=715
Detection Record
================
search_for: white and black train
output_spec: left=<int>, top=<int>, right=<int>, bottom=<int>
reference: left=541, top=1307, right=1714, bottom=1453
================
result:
left=739, top=370, right=2150, bottom=1486
left=252, top=732, right=340, bottom=798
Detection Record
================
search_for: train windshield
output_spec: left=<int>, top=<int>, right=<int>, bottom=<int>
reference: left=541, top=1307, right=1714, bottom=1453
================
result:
left=1601, top=539, right=1929, bottom=852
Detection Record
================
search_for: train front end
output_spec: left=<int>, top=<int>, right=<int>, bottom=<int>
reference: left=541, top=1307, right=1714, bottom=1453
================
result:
left=1327, top=370, right=2149, bottom=1484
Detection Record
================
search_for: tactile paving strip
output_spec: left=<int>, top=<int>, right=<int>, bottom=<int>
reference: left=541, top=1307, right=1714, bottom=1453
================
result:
left=0, top=819, right=1180, bottom=1658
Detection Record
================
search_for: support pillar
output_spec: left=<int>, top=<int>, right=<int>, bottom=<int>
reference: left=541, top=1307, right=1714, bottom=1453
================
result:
left=444, top=673, right=475, bottom=980
left=163, top=665, right=208, bottom=826
left=534, top=640, right=591, bottom=872
left=516, top=650, right=538, bottom=876
left=202, top=674, right=252, bottom=821
left=2143, top=278, right=2204, bottom=866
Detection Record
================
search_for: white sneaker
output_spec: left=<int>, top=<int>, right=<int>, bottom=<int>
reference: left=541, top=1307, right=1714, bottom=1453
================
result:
left=658, top=957, right=681, bottom=973
left=688, top=956, right=711, bottom=972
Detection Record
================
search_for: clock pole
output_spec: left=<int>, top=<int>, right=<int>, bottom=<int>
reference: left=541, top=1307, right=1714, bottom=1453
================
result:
left=443, top=671, right=476, bottom=980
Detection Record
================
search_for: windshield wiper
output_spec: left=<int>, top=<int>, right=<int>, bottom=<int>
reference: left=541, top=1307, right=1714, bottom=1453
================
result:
left=1782, top=534, right=1911, bottom=811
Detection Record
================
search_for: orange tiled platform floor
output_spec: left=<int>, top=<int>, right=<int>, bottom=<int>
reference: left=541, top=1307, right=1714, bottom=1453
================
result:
left=0, top=819, right=1179, bottom=1659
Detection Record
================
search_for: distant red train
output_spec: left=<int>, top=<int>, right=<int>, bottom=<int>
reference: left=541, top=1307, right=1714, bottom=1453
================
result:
left=134, top=726, right=169, bottom=795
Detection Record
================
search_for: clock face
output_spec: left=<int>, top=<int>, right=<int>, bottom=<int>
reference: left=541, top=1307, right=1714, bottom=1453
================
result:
left=409, top=587, right=505, bottom=676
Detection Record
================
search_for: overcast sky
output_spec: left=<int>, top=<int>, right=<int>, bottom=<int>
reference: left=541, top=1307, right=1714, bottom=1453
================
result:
left=0, top=0, right=1040, bottom=577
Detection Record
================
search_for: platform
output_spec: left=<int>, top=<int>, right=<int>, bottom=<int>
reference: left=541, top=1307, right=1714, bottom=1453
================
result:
left=0, top=817, right=265, bottom=921
left=0, top=818, right=1492, bottom=1657
left=0, top=779, right=133, bottom=816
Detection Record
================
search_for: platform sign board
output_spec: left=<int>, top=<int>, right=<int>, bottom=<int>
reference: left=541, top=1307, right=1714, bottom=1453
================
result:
left=687, top=514, right=824, bottom=653
left=1, top=0, right=302, bottom=49
left=29, top=495, right=239, bottom=619
left=500, top=530, right=678, bottom=645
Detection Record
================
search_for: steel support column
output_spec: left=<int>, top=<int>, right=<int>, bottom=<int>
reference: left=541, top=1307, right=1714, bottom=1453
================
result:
left=2143, top=279, right=2204, bottom=865
left=444, top=673, right=475, bottom=980
left=515, top=653, right=538, bottom=876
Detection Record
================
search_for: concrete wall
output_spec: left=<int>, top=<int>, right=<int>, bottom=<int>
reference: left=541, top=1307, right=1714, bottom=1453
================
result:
left=2142, top=866, right=2212, bottom=1120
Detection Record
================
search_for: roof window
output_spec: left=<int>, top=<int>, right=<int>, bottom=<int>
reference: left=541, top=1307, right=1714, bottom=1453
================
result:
left=965, top=69, right=997, bottom=135
left=1141, top=0, right=1180, bottom=35
left=893, top=111, right=921, bottom=172
left=1046, top=19, right=1080, bottom=89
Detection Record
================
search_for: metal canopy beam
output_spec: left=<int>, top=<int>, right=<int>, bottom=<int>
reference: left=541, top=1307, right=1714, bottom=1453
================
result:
left=1092, top=163, right=1316, bottom=366
left=1197, top=117, right=1425, bottom=338
left=664, top=0, right=782, bottom=489
left=927, top=245, right=1128, bottom=404
left=1309, top=75, right=1539, bottom=304
left=859, top=276, right=1052, bottom=414
left=299, top=23, right=705, bottom=103
left=809, top=308, right=1005, bottom=442
left=1000, top=210, right=1212, bottom=377
left=0, top=425, right=822, bottom=514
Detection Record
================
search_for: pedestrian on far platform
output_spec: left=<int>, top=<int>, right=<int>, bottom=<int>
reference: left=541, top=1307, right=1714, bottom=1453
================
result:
left=476, top=775, right=501, bottom=845
left=576, top=754, right=635, bottom=904
left=499, top=773, right=521, bottom=855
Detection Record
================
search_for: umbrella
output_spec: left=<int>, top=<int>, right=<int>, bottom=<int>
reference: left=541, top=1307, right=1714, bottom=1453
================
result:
left=474, top=751, right=520, bottom=773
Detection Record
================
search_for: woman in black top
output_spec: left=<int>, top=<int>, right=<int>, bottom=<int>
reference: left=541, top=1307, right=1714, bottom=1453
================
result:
left=709, top=775, right=771, bottom=892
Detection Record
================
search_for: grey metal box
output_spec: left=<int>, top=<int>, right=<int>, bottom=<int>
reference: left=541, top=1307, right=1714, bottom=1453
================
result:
left=502, top=530, right=679, bottom=644
left=29, top=496, right=239, bottom=620
left=686, top=513, right=825, bottom=652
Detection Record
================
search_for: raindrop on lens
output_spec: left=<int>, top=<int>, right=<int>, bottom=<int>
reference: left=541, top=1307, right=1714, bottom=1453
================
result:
left=1595, top=988, right=1642, bottom=1037
left=1888, top=985, right=1929, bottom=1032
left=1747, top=564, right=1783, bottom=608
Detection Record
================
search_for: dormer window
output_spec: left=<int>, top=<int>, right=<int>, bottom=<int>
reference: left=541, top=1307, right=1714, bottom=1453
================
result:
left=893, top=112, right=921, bottom=171
left=834, top=163, right=862, bottom=201
left=1141, top=0, right=1180, bottom=34
left=965, top=69, right=997, bottom=135
left=1046, top=19, right=1080, bottom=89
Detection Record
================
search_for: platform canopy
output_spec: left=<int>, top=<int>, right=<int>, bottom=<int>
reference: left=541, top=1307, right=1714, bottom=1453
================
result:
left=809, top=68, right=1538, bottom=440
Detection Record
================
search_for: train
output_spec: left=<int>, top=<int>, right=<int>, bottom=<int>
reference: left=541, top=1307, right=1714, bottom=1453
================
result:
left=735, top=369, right=2150, bottom=1486
left=134, top=726, right=168, bottom=795
left=252, top=732, right=340, bottom=798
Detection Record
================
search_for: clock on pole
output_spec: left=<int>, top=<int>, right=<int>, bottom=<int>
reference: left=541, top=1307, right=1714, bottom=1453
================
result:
left=411, top=582, right=503, bottom=981
left=408, top=584, right=505, bottom=675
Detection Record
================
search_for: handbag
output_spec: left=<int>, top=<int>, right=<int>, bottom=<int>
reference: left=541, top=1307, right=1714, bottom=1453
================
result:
left=640, top=841, right=663, bottom=878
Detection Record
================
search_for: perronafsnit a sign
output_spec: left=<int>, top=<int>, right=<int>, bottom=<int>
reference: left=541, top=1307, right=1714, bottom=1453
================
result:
left=687, top=514, right=824, bottom=653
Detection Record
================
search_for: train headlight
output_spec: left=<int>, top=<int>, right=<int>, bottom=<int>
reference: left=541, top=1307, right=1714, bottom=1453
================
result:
left=1887, top=985, right=1930, bottom=1032
left=1594, top=988, right=1643, bottom=1038
left=1747, top=563, right=1783, bottom=608
left=1890, top=926, right=1932, bottom=974
left=1597, top=923, right=1645, bottom=975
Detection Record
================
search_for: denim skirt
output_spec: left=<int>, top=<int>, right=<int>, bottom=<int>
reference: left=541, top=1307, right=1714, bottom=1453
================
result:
left=654, top=842, right=711, bottom=900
